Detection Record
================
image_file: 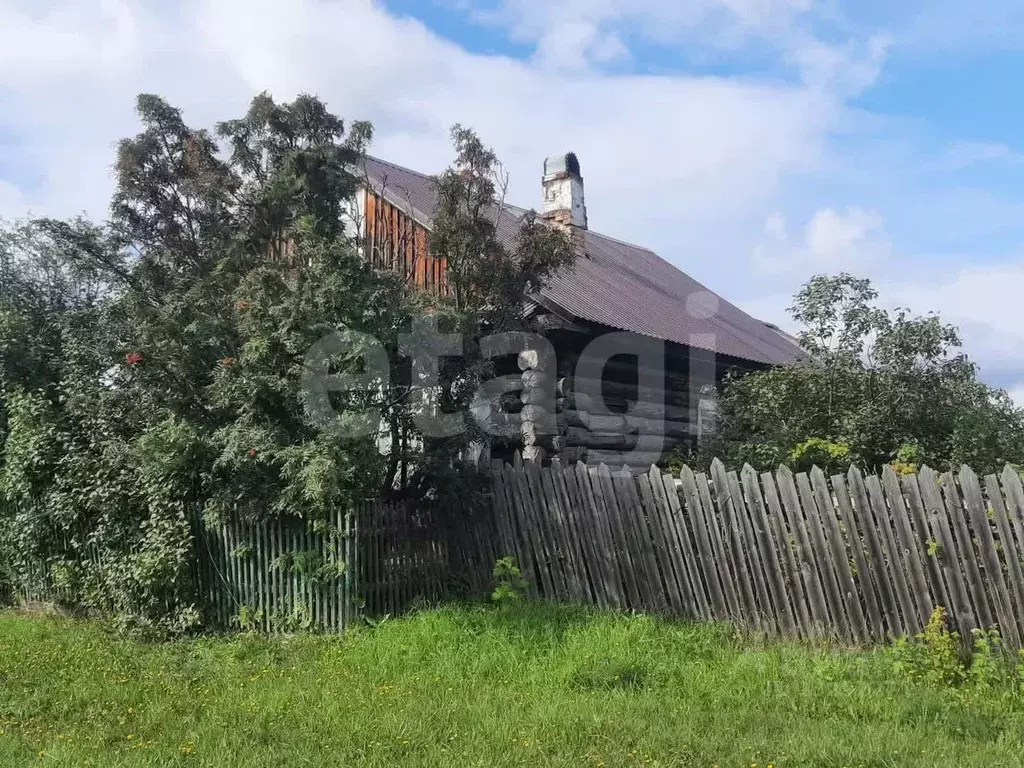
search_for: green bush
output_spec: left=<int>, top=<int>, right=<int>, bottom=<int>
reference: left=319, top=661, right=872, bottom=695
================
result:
left=491, top=556, right=529, bottom=604
left=787, top=437, right=851, bottom=473
left=891, top=606, right=1024, bottom=701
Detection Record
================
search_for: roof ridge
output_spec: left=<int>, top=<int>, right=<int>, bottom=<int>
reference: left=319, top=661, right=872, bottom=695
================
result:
left=586, top=229, right=655, bottom=254
left=364, top=154, right=435, bottom=180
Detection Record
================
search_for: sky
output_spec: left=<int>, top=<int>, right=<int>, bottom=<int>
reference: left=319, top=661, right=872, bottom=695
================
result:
left=3, top=0, right=1024, bottom=399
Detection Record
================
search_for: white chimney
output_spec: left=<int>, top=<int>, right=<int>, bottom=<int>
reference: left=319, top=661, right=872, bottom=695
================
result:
left=541, top=152, right=587, bottom=230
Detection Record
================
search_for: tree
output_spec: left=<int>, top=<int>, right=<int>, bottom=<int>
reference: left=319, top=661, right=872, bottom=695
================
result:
left=1, top=94, right=579, bottom=633
left=0, top=93, right=411, bottom=633
left=707, top=273, right=1024, bottom=474
left=407, top=125, right=575, bottom=478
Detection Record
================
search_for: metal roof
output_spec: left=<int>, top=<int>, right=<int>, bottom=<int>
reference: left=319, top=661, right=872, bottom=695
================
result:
left=361, top=156, right=804, bottom=367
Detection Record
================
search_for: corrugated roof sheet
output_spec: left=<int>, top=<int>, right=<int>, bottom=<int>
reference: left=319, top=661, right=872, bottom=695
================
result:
left=362, top=156, right=804, bottom=366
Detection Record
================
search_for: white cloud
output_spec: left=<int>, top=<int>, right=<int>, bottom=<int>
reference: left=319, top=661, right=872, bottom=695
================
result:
left=788, top=32, right=892, bottom=96
left=470, top=0, right=816, bottom=67
left=752, top=206, right=890, bottom=274
left=0, top=180, right=30, bottom=220
left=0, top=0, right=138, bottom=80
left=0, top=0, right=858, bottom=255
left=943, top=140, right=1024, bottom=170
left=1007, top=384, right=1024, bottom=407
left=886, top=262, right=1024, bottom=374
left=6, top=0, right=1024, bottom=396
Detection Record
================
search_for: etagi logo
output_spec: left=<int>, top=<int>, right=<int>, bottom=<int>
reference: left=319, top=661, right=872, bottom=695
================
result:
left=302, top=294, right=722, bottom=467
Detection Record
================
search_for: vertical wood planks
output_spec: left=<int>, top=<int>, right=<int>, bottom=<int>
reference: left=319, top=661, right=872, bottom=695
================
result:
left=709, top=462, right=761, bottom=629
left=576, top=461, right=626, bottom=608
left=796, top=471, right=851, bottom=641
left=960, top=466, right=1018, bottom=645
left=592, top=464, right=642, bottom=608
left=899, top=473, right=950, bottom=621
left=938, top=471, right=993, bottom=629
left=762, top=471, right=811, bottom=637
left=724, top=466, right=776, bottom=631
left=831, top=474, right=884, bottom=640
left=917, top=467, right=975, bottom=633
left=880, top=466, right=932, bottom=631
left=776, top=467, right=830, bottom=636
left=865, top=474, right=918, bottom=635
left=684, top=467, right=740, bottom=621
left=636, top=468, right=691, bottom=615
left=812, top=467, right=868, bottom=643
left=989, top=472, right=1024, bottom=639
left=27, top=460, right=1024, bottom=649
left=743, top=466, right=795, bottom=637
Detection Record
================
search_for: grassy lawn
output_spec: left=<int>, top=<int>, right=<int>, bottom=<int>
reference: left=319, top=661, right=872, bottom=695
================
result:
left=1, top=604, right=1023, bottom=767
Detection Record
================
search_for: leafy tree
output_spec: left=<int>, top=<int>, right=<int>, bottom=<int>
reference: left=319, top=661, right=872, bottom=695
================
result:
left=707, top=273, right=1024, bottom=474
left=0, top=95, right=576, bottom=633
left=0, top=92, right=411, bottom=633
left=419, top=125, right=575, bottom=474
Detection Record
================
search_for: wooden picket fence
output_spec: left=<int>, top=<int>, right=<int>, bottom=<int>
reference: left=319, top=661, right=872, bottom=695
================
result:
left=12, top=500, right=459, bottom=630
left=194, top=500, right=459, bottom=630
left=193, top=508, right=357, bottom=632
left=486, top=458, right=1024, bottom=647
left=14, top=458, right=1024, bottom=647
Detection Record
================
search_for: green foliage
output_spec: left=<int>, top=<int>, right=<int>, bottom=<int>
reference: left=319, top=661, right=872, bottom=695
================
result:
left=568, top=658, right=649, bottom=691
left=891, top=606, right=1024, bottom=703
left=431, top=125, right=576, bottom=321
left=787, top=437, right=851, bottom=473
left=0, top=92, right=417, bottom=634
left=423, top=126, right=577, bottom=464
left=491, top=556, right=529, bottom=604
left=709, top=273, right=1024, bottom=474
left=892, top=607, right=968, bottom=687
left=233, top=604, right=264, bottom=632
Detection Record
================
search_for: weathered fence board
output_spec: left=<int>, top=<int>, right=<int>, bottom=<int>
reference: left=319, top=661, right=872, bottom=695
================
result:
left=988, top=472, right=1024, bottom=640
left=832, top=474, right=884, bottom=640
left=762, top=470, right=811, bottom=637
left=683, top=466, right=739, bottom=620
left=15, top=458, right=1024, bottom=650
left=726, top=466, right=776, bottom=632
left=710, top=463, right=761, bottom=630
left=939, top=471, right=993, bottom=630
left=777, top=467, right=830, bottom=635
left=960, top=466, right=1019, bottom=647
left=917, top=466, right=975, bottom=632
left=815, top=467, right=866, bottom=644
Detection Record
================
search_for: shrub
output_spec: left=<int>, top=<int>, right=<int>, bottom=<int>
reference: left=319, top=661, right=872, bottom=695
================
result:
left=491, top=556, right=529, bottom=604
left=787, top=437, right=851, bottom=473
left=891, top=606, right=1024, bottom=699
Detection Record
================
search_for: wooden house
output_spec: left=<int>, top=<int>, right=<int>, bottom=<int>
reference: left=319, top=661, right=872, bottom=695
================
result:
left=352, top=152, right=804, bottom=470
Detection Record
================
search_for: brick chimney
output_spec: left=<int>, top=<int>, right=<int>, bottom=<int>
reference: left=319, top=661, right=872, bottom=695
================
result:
left=541, top=152, right=587, bottom=230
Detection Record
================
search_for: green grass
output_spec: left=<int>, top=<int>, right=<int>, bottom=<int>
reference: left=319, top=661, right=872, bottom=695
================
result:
left=1, top=603, right=1023, bottom=767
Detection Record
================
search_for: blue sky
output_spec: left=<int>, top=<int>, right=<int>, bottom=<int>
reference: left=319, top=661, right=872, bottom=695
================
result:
left=2, top=0, right=1024, bottom=396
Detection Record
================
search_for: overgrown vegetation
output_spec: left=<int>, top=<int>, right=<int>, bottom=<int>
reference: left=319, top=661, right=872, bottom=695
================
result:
left=0, top=94, right=573, bottom=634
left=2, top=604, right=1024, bottom=767
left=892, top=606, right=1024, bottom=697
left=702, top=274, right=1024, bottom=475
left=491, top=555, right=529, bottom=604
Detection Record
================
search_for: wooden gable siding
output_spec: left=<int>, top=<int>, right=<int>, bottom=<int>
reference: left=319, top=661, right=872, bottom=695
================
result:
left=364, top=190, right=448, bottom=294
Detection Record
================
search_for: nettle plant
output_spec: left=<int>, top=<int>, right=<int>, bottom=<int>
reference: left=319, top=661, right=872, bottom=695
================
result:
left=491, top=556, right=529, bottom=604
